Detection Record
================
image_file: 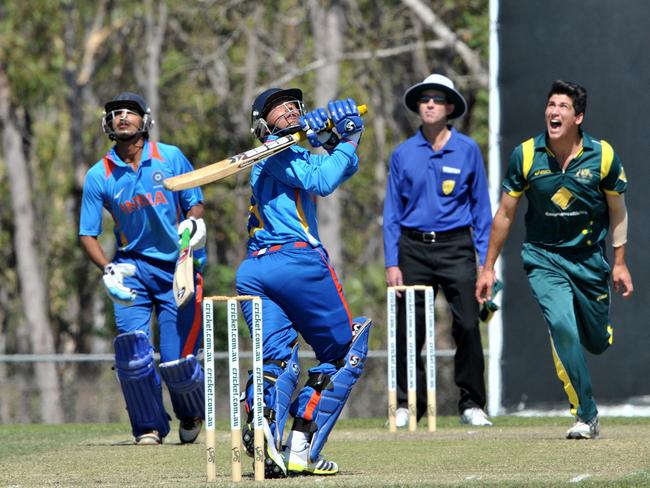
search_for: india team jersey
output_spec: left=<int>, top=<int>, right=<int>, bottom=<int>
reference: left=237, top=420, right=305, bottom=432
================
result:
left=80, top=141, right=203, bottom=262
left=503, top=131, right=627, bottom=248
left=246, top=140, right=358, bottom=251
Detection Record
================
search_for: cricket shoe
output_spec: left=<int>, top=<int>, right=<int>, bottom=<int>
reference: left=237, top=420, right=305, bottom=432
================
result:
left=566, top=416, right=600, bottom=439
left=460, top=408, right=493, bottom=426
left=179, top=417, right=202, bottom=444
left=242, top=423, right=255, bottom=458
left=283, top=445, right=339, bottom=476
left=135, top=430, right=162, bottom=445
left=395, top=407, right=409, bottom=428
left=242, top=419, right=287, bottom=478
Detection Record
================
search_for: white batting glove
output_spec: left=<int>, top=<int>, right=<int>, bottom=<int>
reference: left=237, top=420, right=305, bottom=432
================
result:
left=103, top=263, right=137, bottom=306
left=178, top=217, right=206, bottom=249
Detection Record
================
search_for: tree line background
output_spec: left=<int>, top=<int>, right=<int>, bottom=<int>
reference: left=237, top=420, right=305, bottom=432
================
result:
left=0, top=0, right=488, bottom=423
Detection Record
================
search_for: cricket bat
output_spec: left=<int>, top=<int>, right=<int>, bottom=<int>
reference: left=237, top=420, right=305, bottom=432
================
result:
left=163, top=104, right=368, bottom=191
left=173, top=228, right=195, bottom=308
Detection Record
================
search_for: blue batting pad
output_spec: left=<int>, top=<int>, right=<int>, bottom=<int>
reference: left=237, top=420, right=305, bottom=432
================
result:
left=159, top=355, right=204, bottom=420
left=309, top=317, right=372, bottom=462
left=272, top=344, right=300, bottom=449
left=114, top=331, right=171, bottom=438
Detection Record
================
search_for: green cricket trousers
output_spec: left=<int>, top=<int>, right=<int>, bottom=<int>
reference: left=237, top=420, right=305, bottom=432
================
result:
left=521, top=242, right=612, bottom=422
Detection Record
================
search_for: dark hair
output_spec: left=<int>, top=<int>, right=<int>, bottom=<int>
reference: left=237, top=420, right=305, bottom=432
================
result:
left=547, top=80, right=587, bottom=115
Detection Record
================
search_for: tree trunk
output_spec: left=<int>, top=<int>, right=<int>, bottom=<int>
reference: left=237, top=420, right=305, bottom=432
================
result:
left=309, top=0, right=345, bottom=273
left=0, top=296, right=7, bottom=422
left=401, top=0, right=488, bottom=87
left=63, top=1, right=111, bottom=354
left=308, top=0, right=350, bottom=419
left=0, top=67, right=64, bottom=423
left=239, top=5, right=262, bottom=136
left=143, top=0, right=167, bottom=141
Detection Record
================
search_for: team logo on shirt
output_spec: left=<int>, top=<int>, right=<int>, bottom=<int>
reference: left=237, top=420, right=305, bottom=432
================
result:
left=551, top=186, right=575, bottom=210
left=575, top=168, right=593, bottom=180
left=120, top=192, right=169, bottom=214
left=442, top=180, right=456, bottom=195
left=152, top=171, right=164, bottom=184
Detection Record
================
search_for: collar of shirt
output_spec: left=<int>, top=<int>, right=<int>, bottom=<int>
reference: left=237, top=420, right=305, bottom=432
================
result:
left=105, top=140, right=161, bottom=167
left=415, top=125, right=461, bottom=154
left=536, top=129, right=597, bottom=157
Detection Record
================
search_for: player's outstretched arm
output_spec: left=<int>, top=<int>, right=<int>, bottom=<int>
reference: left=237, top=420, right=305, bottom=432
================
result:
left=476, top=192, right=520, bottom=303
left=607, top=193, right=633, bottom=298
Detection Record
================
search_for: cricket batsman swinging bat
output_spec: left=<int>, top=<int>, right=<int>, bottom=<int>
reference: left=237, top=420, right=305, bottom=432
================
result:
left=163, top=104, right=368, bottom=191
left=173, top=228, right=195, bottom=308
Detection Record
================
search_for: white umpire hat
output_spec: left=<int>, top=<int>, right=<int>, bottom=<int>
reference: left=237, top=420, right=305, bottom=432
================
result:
left=403, top=74, right=467, bottom=119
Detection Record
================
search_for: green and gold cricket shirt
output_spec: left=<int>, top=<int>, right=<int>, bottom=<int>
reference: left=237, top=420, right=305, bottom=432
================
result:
left=503, top=131, right=627, bottom=248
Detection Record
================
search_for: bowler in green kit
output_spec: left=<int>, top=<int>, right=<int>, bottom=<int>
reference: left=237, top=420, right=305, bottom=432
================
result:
left=476, top=80, right=634, bottom=439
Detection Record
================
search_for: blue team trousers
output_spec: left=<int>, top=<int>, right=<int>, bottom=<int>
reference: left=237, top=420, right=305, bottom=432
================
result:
left=112, top=252, right=203, bottom=363
left=236, top=243, right=353, bottom=420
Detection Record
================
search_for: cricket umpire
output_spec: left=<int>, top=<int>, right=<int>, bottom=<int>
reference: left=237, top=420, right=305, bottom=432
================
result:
left=383, top=74, right=493, bottom=427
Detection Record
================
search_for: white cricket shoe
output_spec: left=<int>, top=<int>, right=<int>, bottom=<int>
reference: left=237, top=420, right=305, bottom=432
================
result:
left=566, top=416, right=600, bottom=439
left=135, top=430, right=162, bottom=445
left=395, top=407, right=409, bottom=428
left=460, top=408, right=493, bottom=426
left=179, top=417, right=202, bottom=444
left=283, top=445, right=339, bottom=475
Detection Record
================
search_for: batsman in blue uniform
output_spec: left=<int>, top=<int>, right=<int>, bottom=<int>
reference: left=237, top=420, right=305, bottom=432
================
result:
left=80, top=93, right=207, bottom=445
left=235, top=88, right=372, bottom=477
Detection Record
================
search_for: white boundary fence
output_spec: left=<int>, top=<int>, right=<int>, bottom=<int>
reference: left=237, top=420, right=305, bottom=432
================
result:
left=0, top=350, right=473, bottom=363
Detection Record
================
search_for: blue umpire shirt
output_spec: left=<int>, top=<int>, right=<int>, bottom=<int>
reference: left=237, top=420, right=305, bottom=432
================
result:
left=383, top=126, right=492, bottom=267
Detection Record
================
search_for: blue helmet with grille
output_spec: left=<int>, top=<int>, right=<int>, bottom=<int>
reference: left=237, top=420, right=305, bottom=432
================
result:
left=102, top=92, right=155, bottom=141
left=250, top=88, right=303, bottom=141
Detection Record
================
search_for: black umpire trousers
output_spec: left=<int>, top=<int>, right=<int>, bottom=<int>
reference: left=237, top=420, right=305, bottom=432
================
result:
left=396, top=227, right=486, bottom=417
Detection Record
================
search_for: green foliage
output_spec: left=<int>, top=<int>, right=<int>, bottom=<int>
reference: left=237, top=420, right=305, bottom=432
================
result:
left=0, top=0, right=489, bottom=355
left=0, top=2, right=64, bottom=104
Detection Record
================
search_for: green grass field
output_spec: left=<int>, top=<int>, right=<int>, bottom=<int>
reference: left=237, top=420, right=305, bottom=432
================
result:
left=1, top=417, right=649, bottom=487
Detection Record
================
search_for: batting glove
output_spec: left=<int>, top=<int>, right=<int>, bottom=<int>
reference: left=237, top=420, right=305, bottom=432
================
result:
left=103, top=263, right=137, bottom=306
left=328, top=98, right=363, bottom=142
left=178, top=217, right=206, bottom=249
left=300, top=108, right=340, bottom=150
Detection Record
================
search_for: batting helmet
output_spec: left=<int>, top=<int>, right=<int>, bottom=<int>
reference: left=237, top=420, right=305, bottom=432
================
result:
left=102, top=92, right=155, bottom=141
left=250, top=87, right=304, bottom=141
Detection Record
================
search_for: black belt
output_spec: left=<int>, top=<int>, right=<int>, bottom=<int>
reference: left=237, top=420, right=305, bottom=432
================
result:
left=401, top=227, right=469, bottom=243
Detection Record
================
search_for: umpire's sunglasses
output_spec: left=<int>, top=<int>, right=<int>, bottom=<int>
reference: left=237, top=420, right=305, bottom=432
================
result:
left=419, top=95, right=447, bottom=105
